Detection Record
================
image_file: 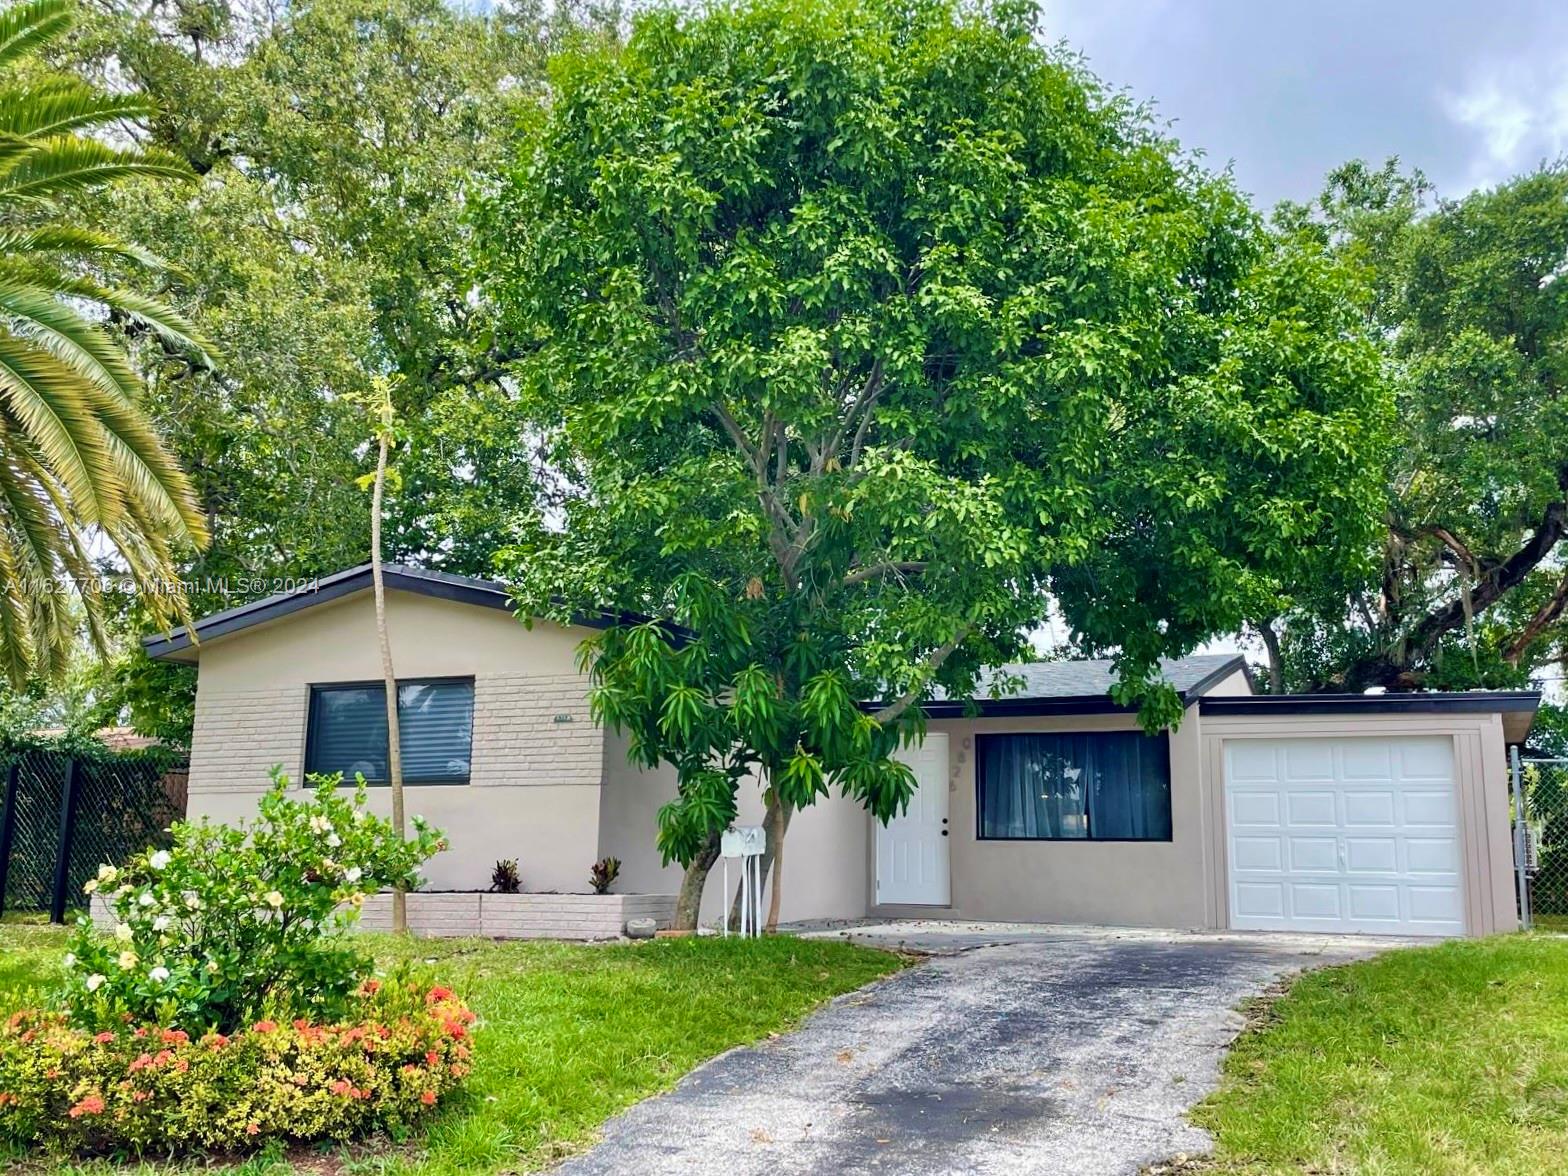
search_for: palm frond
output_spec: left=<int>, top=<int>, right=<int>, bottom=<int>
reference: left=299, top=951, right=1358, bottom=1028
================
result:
left=0, top=0, right=71, bottom=75
left=0, top=82, right=153, bottom=140
left=0, top=137, right=190, bottom=201
left=0, top=331, right=119, bottom=524
left=0, top=0, right=207, bottom=683
left=0, top=225, right=176, bottom=273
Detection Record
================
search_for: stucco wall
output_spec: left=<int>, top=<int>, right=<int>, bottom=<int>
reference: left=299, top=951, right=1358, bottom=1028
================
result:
left=875, top=709, right=1211, bottom=928
left=596, top=735, right=870, bottom=926
left=184, top=589, right=606, bottom=892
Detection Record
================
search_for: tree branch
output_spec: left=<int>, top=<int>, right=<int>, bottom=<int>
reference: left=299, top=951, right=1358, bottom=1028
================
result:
left=843, top=560, right=927, bottom=589
left=1504, top=571, right=1568, bottom=666
left=871, top=623, right=971, bottom=724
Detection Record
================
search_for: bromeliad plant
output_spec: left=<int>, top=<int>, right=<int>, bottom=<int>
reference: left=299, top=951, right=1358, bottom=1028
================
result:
left=63, top=768, right=444, bottom=1034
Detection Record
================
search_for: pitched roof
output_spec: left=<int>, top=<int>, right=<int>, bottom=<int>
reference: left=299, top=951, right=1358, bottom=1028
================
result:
left=917, top=653, right=1250, bottom=716
left=141, top=564, right=654, bottom=661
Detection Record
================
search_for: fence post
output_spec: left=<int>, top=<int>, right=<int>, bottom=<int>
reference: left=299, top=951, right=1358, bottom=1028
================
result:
left=1511, top=744, right=1532, bottom=931
left=48, top=757, right=81, bottom=925
left=0, top=761, right=18, bottom=919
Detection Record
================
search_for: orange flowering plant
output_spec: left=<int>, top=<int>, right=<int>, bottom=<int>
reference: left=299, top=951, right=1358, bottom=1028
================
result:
left=0, top=972, right=475, bottom=1155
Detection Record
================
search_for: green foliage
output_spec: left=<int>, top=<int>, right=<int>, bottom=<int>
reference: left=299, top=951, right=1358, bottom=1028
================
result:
left=1269, top=160, right=1568, bottom=691
left=489, top=858, right=520, bottom=894
left=0, top=0, right=212, bottom=686
left=588, top=856, right=620, bottom=895
left=483, top=0, right=1387, bottom=860
left=63, top=769, right=445, bottom=1034
left=0, top=974, right=474, bottom=1155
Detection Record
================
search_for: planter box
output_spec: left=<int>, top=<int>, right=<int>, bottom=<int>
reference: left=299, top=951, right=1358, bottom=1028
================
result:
left=92, top=892, right=678, bottom=941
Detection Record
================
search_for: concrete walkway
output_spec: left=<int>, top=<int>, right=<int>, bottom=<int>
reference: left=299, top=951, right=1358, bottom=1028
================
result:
left=553, top=924, right=1403, bottom=1176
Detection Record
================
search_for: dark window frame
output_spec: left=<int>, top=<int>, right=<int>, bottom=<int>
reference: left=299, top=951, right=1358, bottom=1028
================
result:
left=974, top=730, right=1174, bottom=843
left=305, top=676, right=475, bottom=786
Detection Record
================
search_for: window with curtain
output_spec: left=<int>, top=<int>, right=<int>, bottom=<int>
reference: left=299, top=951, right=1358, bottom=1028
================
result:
left=305, top=678, right=474, bottom=785
left=976, top=731, right=1172, bottom=841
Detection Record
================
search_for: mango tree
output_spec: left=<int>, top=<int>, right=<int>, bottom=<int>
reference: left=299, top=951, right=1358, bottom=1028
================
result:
left=479, top=0, right=1389, bottom=928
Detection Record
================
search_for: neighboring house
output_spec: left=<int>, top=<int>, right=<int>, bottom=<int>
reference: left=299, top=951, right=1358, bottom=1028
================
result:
left=145, top=564, right=1540, bottom=937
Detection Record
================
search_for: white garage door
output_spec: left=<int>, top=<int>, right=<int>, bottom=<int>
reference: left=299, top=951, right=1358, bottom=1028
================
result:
left=1225, top=736, right=1464, bottom=936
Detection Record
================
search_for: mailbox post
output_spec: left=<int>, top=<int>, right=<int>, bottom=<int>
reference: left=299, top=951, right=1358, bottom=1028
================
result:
left=720, top=824, right=766, bottom=937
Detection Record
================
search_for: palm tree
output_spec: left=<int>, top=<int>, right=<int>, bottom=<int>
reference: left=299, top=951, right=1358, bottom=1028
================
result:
left=0, top=0, right=209, bottom=685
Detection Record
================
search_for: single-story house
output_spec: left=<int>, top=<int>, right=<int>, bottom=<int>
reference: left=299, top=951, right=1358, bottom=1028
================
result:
left=145, top=564, right=1540, bottom=937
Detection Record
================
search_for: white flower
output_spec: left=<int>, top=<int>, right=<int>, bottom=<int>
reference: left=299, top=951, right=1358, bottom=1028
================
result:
left=183, top=891, right=202, bottom=910
left=148, top=850, right=171, bottom=871
left=114, top=923, right=134, bottom=942
left=205, top=960, right=219, bottom=974
left=116, top=950, right=138, bottom=969
left=344, top=866, right=362, bottom=884
left=137, top=892, right=155, bottom=908
left=326, top=832, right=341, bottom=848
left=353, top=808, right=367, bottom=823
left=309, top=814, right=330, bottom=833
left=82, top=879, right=98, bottom=895
left=97, top=864, right=118, bottom=884
left=263, top=890, right=284, bottom=908
left=62, top=953, right=76, bottom=969
left=114, top=884, right=132, bottom=898
left=148, top=966, right=170, bottom=983
left=152, top=916, right=170, bottom=932
left=85, top=973, right=106, bottom=992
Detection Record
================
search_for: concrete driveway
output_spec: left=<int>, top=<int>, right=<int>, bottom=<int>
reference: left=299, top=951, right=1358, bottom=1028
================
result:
left=552, top=923, right=1403, bottom=1176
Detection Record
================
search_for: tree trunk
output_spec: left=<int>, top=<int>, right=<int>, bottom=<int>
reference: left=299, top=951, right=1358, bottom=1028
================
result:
left=370, top=432, right=407, bottom=934
left=1257, top=619, right=1284, bottom=695
left=673, top=829, right=721, bottom=931
left=730, top=792, right=794, bottom=932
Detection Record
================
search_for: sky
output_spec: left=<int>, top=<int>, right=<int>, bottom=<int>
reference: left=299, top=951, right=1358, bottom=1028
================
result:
left=1038, top=0, right=1568, bottom=210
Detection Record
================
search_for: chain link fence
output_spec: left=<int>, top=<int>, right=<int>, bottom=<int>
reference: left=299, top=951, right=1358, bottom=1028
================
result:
left=1519, top=757, right=1568, bottom=931
left=0, top=748, right=187, bottom=921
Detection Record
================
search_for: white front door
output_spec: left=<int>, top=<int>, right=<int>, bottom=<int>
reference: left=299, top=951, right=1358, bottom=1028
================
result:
left=876, top=733, right=950, bottom=906
left=1225, top=735, right=1464, bottom=936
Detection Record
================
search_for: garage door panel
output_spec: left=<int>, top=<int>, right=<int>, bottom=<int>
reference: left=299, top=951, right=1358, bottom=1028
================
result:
left=1403, top=790, right=1455, bottom=826
left=1347, top=884, right=1401, bottom=921
left=1399, top=740, right=1453, bottom=779
left=1288, top=836, right=1337, bottom=871
left=1231, top=791, right=1281, bottom=827
left=1343, top=791, right=1396, bottom=826
left=1409, top=886, right=1463, bottom=922
left=1233, top=882, right=1286, bottom=918
left=1226, top=736, right=1463, bottom=937
left=1286, top=791, right=1337, bottom=825
left=1284, top=742, right=1335, bottom=780
left=1228, top=743, right=1281, bottom=781
left=1232, top=836, right=1283, bottom=870
left=1406, top=838, right=1459, bottom=873
left=1290, top=883, right=1341, bottom=918
left=1345, top=837, right=1398, bottom=872
left=1342, top=741, right=1399, bottom=779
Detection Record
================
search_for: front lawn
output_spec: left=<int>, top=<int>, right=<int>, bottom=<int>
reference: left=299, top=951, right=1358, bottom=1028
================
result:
left=1193, top=935, right=1568, bottom=1173
left=0, top=923, right=901, bottom=1174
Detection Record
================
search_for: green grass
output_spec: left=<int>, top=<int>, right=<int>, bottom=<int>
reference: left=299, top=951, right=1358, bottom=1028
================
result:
left=1193, top=935, right=1568, bottom=1174
left=1531, top=912, right=1568, bottom=933
left=0, top=924, right=903, bottom=1174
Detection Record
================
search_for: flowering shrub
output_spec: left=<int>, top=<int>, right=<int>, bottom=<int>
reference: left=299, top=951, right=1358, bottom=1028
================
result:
left=0, top=974, right=475, bottom=1155
left=65, top=768, right=445, bottom=1034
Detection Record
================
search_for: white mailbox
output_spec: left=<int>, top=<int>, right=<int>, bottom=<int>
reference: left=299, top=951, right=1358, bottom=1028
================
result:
left=721, top=824, right=766, bottom=857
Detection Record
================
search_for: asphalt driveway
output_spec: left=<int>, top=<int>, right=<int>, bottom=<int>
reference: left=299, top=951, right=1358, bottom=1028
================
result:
left=553, top=924, right=1397, bottom=1176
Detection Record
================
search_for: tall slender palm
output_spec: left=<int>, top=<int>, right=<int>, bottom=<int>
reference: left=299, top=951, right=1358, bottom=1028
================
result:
left=0, top=0, right=209, bottom=685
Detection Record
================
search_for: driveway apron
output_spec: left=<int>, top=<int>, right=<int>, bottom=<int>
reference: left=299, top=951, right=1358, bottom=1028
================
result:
left=552, top=929, right=1389, bottom=1176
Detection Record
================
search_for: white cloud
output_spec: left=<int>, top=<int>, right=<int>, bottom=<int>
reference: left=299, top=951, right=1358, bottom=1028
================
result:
left=1443, top=55, right=1568, bottom=189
